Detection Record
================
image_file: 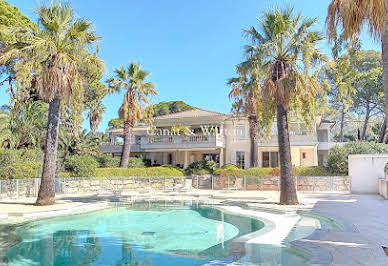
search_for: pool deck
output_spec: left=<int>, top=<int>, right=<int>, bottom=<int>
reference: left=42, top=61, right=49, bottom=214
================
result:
left=1, top=191, right=388, bottom=265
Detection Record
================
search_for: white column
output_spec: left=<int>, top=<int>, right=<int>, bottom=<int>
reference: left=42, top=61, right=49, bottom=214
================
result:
left=219, top=148, right=224, bottom=167
left=184, top=151, right=189, bottom=168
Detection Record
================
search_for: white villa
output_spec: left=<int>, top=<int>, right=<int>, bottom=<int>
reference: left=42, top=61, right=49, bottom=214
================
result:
left=99, top=108, right=338, bottom=169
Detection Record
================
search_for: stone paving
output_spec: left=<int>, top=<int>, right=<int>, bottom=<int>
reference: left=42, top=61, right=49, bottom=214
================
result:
left=0, top=190, right=388, bottom=265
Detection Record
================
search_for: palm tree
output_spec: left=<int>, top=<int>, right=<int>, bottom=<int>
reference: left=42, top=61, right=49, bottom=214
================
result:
left=242, top=8, right=325, bottom=205
left=326, top=0, right=388, bottom=120
left=87, top=100, right=105, bottom=134
left=107, top=63, right=158, bottom=168
left=0, top=2, right=103, bottom=205
left=228, top=69, right=261, bottom=167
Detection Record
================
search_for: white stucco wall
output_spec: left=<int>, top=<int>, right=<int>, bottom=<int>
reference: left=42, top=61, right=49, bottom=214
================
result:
left=349, top=154, right=388, bottom=194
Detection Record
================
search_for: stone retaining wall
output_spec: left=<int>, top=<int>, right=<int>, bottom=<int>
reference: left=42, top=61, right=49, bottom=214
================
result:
left=192, top=175, right=350, bottom=191
left=0, top=177, right=185, bottom=199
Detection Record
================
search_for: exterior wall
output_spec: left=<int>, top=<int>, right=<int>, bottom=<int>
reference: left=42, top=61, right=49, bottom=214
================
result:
left=224, top=119, right=251, bottom=169
left=318, top=150, right=329, bottom=166
left=257, top=146, right=317, bottom=167
left=191, top=175, right=349, bottom=191
left=300, top=147, right=316, bottom=166
left=349, top=154, right=388, bottom=194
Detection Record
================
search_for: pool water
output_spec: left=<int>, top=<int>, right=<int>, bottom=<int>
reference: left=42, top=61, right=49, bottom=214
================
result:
left=3, top=202, right=323, bottom=265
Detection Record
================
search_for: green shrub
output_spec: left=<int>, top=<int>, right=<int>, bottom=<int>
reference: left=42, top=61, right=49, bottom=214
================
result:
left=127, top=157, right=146, bottom=168
left=0, top=148, right=43, bottom=179
left=214, top=164, right=242, bottom=177
left=95, top=166, right=185, bottom=178
left=243, top=167, right=274, bottom=176
left=293, top=166, right=334, bottom=176
left=65, top=155, right=99, bottom=177
left=97, top=155, right=121, bottom=168
left=185, top=160, right=216, bottom=175
left=213, top=166, right=334, bottom=177
left=327, top=141, right=388, bottom=175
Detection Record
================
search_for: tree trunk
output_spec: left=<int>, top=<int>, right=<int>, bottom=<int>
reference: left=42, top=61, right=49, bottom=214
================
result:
left=36, top=98, right=60, bottom=206
left=382, top=26, right=388, bottom=120
left=339, top=103, right=345, bottom=142
left=248, top=115, right=258, bottom=167
left=120, top=120, right=132, bottom=168
left=379, top=117, right=387, bottom=143
left=277, top=104, right=298, bottom=205
left=361, top=103, right=370, bottom=140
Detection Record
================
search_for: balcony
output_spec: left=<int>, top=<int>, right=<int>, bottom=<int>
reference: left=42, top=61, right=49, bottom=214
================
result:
left=318, top=142, right=346, bottom=150
left=99, top=142, right=142, bottom=154
left=99, top=134, right=225, bottom=153
left=257, top=133, right=318, bottom=146
left=141, top=134, right=225, bottom=151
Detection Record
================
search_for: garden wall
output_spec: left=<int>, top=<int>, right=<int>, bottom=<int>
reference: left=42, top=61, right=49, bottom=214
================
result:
left=191, top=175, right=349, bottom=192
left=0, top=177, right=185, bottom=199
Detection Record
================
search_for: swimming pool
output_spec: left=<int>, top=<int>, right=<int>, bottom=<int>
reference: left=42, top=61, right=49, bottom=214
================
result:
left=3, top=201, right=336, bottom=265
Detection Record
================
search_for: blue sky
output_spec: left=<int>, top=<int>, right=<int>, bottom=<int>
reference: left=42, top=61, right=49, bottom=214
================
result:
left=3, top=0, right=381, bottom=131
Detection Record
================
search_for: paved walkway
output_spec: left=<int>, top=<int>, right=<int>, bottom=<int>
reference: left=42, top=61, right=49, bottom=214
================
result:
left=0, top=191, right=388, bottom=265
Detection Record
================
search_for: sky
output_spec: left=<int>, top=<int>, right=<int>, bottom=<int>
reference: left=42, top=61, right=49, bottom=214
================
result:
left=2, top=0, right=381, bottom=131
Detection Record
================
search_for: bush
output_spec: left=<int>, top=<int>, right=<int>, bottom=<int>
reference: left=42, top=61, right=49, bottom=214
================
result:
left=95, top=166, right=185, bottom=178
left=97, top=155, right=121, bottom=168
left=65, top=155, right=99, bottom=177
left=214, top=164, right=242, bottom=177
left=327, top=141, right=388, bottom=175
left=185, top=160, right=216, bottom=175
left=0, top=148, right=43, bottom=179
left=214, top=166, right=334, bottom=177
left=127, top=157, right=146, bottom=168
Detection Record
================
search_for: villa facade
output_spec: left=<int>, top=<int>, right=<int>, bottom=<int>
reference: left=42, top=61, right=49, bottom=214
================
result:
left=99, top=109, right=338, bottom=169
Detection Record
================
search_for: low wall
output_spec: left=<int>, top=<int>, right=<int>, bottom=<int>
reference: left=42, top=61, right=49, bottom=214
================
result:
left=192, top=175, right=349, bottom=192
left=0, top=177, right=185, bottom=199
left=349, top=154, right=388, bottom=194
left=379, top=178, right=388, bottom=199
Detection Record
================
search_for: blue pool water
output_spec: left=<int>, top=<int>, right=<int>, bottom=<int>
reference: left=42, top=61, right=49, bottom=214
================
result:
left=3, top=202, right=316, bottom=265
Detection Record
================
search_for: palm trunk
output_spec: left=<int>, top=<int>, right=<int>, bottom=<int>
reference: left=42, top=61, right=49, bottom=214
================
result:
left=36, top=98, right=60, bottom=206
left=120, top=120, right=132, bottom=168
left=361, top=103, right=370, bottom=140
left=379, top=117, right=387, bottom=143
left=248, top=115, right=258, bottom=167
left=339, top=103, right=345, bottom=142
left=277, top=104, right=298, bottom=205
left=382, top=27, right=388, bottom=120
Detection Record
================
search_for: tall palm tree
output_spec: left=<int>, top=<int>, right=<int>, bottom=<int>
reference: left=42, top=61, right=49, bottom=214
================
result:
left=228, top=69, right=261, bottom=167
left=242, top=8, right=325, bottom=205
left=87, top=100, right=105, bottom=134
left=0, top=2, right=103, bottom=205
left=326, top=0, right=388, bottom=120
left=107, top=63, right=158, bottom=168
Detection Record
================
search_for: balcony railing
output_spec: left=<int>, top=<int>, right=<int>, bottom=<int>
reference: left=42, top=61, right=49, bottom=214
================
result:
left=141, top=134, right=225, bottom=150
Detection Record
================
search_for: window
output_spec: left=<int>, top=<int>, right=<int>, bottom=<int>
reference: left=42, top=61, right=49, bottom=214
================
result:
left=203, top=154, right=219, bottom=163
left=262, top=152, right=270, bottom=167
left=262, top=151, right=279, bottom=168
left=236, top=151, right=245, bottom=169
left=135, top=136, right=141, bottom=144
left=302, top=152, right=306, bottom=159
left=270, top=152, right=279, bottom=167
left=318, top=154, right=324, bottom=166
left=235, top=125, right=246, bottom=140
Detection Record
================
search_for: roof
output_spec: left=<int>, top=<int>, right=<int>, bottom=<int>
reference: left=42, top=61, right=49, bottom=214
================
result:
left=154, top=108, right=227, bottom=120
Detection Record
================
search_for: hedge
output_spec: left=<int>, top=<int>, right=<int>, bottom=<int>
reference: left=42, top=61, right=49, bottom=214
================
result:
left=0, top=148, right=43, bottom=179
left=328, top=141, right=388, bottom=175
left=96, top=155, right=121, bottom=168
left=214, top=166, right=336, bottom=177
left=186, top=160, right=216, bottom=175
left=64, top=155, right=99, bottom=177
left=95, top=166, right=185, bottom=178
